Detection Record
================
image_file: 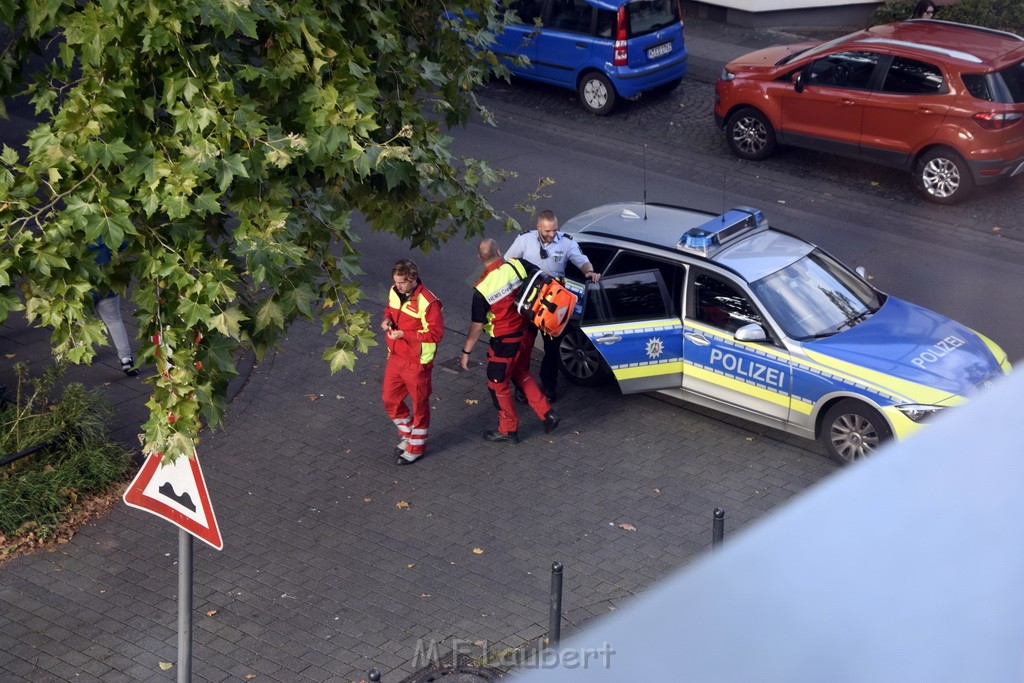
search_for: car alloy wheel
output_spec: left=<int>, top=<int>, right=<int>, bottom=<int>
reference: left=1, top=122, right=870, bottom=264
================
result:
left=915, top=148, right=974, bottom=204
left=558, top=325, right=613, bottom=387
left=820, top=399, right=892, bottom=464
left=725, top=107, right=777, bottom=160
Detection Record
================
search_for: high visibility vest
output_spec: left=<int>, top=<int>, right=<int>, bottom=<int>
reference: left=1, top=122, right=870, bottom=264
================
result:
left=387, top=285, right=441, bottom=364
left=475, top=259, right=527, bottom=338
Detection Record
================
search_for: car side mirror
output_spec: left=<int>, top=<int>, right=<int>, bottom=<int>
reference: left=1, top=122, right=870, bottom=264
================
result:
left=793, top=72, right=804, bottom=94
left=735, top=323, right=768, bottom=343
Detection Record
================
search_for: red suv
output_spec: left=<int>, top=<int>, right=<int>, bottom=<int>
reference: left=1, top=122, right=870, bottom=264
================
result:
left=714, top=20, right=1024, bottom=204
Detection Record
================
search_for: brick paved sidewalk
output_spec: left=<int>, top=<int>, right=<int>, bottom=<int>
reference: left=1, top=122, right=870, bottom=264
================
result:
left=2, top=300, right=834, bottom=681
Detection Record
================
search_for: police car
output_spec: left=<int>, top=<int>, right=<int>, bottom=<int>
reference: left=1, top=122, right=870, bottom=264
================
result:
left=556, top=203, right=1011, bottom=463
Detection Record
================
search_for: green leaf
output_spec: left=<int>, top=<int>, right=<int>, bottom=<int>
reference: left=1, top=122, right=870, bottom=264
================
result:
left=254, top=298, right=285, bottom=331
left=210, top=307, right=248, bottom=339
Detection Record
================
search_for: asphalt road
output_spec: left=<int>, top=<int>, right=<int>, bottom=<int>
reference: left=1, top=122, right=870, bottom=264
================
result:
left=355, top=77, right=1024, bottom=368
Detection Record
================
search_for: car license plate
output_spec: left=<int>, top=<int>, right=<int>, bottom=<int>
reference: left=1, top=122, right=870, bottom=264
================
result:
left=647, top=42, right=672, bottom=60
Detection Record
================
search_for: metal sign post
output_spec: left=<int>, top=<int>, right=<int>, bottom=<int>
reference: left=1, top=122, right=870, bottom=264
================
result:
left=178, top=530, right=193, bottom=683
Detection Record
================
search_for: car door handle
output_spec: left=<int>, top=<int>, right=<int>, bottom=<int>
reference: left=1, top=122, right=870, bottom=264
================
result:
left=575, top=42, right=587, bottom=48
left=839, top=99, right=857, bottom=106
left=594, top=334, right=622, bottom=345
left=685, top=332, right=711, bottom=346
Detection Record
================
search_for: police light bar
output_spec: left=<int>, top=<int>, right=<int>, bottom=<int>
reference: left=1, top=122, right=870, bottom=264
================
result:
left=678, top=207, right=767, bottom=256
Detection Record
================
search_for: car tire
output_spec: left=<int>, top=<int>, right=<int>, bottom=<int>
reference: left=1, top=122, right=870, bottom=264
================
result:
left=914, top=147, right=975, bottom=204
left=578, top=72, right=617, bottom=116
left=819, top=399, right=892, bottom=464
left=725, top=107, right=777, bottom=160
left=558, top=324, right=613, bottom=387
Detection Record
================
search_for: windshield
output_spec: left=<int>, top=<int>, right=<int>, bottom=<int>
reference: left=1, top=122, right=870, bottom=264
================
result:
left=749, top=250, right=884, bottom=340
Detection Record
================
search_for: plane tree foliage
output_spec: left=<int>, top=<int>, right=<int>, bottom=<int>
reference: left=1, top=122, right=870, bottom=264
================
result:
left=0, top=0, right=515, bottom=462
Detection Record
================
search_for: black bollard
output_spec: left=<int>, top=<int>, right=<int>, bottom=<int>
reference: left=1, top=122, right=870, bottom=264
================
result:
left=368, top=669, right=381, bottom=682
left=712, top=507, right=725, bottom=550
left=548, top=561, right=564, bottom=648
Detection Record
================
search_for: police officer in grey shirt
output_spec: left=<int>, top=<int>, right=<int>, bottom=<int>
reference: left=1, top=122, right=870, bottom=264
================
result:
left=505, top=209, right=600, bottom=402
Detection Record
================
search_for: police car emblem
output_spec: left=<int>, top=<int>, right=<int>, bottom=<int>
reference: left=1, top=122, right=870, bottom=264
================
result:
left=646, top=338, right=664, bottom=359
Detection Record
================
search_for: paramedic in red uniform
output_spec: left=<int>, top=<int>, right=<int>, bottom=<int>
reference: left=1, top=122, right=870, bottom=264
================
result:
left=461, top=238, right=559, bottom=444
left=381, top=259, right=444, bottom=465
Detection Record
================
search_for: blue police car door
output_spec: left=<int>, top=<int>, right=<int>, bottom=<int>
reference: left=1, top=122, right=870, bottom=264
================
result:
left=578, top=269, right=684, bottom=394
left=681, top=269, right=792, bottom=423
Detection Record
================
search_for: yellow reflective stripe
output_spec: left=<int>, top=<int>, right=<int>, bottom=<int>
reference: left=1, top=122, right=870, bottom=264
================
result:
left=613, top=360, right=685, bottom=380
left=975, top=330, right=1012, bottom=374
left=790, top=396, right=814, bottom=416
left=586, top=318, right=682, bottom=334
left=801, top=348, right=950, bottom=405
left=684, top=362, right=791, bottom=409
left=882, top=406, right=925, bottom=441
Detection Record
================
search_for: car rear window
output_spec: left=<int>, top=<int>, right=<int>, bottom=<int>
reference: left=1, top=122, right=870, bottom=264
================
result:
left=625, top=0, right=679, bottom=37
left=998, top=61, right=1024, bottom=102
left=962, top=61, right=1024, bottom=103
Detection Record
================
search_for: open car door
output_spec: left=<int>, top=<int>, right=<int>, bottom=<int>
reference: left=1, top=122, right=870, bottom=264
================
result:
left=575, top=269, right=684, bottom=394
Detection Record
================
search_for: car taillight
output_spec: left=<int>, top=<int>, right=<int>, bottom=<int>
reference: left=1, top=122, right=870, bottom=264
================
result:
left=972, top=111, right=1024, bottom=130
left=614, top=6, right=627, bottom=66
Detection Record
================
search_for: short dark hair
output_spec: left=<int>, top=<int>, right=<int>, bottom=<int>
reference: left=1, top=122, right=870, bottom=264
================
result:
left=391, top=259, right=419, bottom=281
left=536, top=209, right=557, bottom=225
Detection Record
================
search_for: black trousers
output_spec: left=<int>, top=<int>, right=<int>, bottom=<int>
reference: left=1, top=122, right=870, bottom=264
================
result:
left=533, top=323, right=563, bottom=393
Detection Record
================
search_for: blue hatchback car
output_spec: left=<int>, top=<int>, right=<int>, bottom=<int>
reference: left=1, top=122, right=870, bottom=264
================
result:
left=491, top=0, right=688, bottom=114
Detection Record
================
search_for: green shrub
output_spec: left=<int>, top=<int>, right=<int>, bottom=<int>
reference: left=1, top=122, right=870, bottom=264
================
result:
left=1, top=363, right=134, bottom=547
left=871, top=0, right=1024, bottom=33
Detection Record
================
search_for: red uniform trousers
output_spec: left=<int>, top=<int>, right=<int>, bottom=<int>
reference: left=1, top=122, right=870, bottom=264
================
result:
left=486, top=329, right=550, bottom=434
left=382, top=355, right=433, bottom=457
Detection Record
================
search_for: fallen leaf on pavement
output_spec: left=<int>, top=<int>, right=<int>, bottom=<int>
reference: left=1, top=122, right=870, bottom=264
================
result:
left=420, top=593, right=431, bottom=599
left=653, top=488, right=662, bottom=494
left=363, top=497, right=372, bottom=504
left=307, top=394, right=318, bottom=401
left=206, top=609, right=218, bottom=616
left=407, top=563, right=415, bottom=569
left=159, top=662, right=173, bottom=671
left=618, top=523, right=637, bottom=532
left=396, top=500, right=410, bottom=509
left=465, top=398, right=478, bottom=405
left=472, top=547, right=484, bottom=554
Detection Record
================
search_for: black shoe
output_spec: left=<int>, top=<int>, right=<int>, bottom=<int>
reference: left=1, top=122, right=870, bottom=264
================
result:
left=543, top=411, right=560, bottom=434
left=544, top=389, right=557, bottom=404
left=393, top=438, right=409, bottom=457
left=483, top=430, right=519, bottom=444
left=514, top=386, right=527, bottom=404
left=396, top=453, right=423, bottom=466
left=121, top=358, right=139, bottom=377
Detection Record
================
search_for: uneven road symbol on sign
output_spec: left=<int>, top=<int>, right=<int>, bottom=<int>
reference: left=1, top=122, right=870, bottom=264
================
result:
left=123, top=450, right=223, bottom=550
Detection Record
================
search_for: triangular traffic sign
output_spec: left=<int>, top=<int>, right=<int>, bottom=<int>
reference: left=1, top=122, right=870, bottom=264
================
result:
left=124, top=449, right=223, bottom=550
